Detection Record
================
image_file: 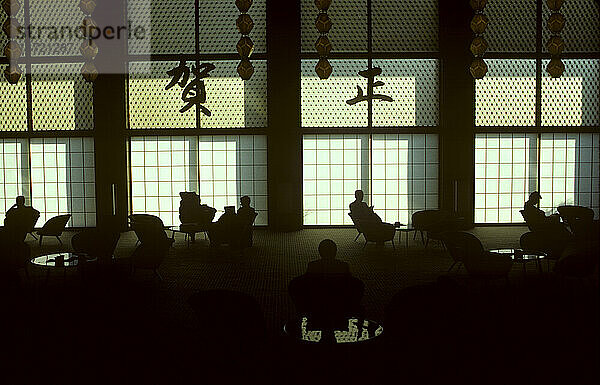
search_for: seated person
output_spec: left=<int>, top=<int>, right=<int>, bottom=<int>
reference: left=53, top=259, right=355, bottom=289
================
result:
left=306, top=239, right=350, bottom=276
left=523, top=192, right=563, bottom=230
left=3, top=196, right=40, bottom=241
left=208, top=206, right=242, bottom=248
left=179, top=192, right=217, bottom=242
left=349, top=190, right=395, bottom=244
left=237, top=196, right=258, bottom=248
left=349, top=190, right=382, bottom=224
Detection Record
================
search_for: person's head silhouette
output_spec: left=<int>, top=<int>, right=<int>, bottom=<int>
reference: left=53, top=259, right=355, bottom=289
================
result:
left=240, top=195, right=251, bottom=207
left=318, top=239, right=337, bottom=260
left=15, top=195, right=25, bottom=207
left=528, top=191, right=541, bottom=205
left=354, top=190, right=364, bottom=202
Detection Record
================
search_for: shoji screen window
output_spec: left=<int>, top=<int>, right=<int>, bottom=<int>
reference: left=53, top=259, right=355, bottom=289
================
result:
left=0, top=138, right=96, bottom=227
left=473, top=1, right=599, bottom=224
left=130, top=136, right=267, bottom=227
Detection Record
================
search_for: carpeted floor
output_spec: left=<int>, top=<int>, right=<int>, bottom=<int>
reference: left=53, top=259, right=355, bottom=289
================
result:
left=5, top=226, right=597, bottom=384
left=18, top=226, right=529, bottom=331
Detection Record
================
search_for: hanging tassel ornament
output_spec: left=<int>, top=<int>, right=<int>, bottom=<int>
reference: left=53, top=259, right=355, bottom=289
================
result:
left=79, top=0, right=98, bottom=82
left=314, top=0, right=333, bottom=79
left=2, top=0, right=23, bottom=84
left=469, top=0, right=489, bottom=79
left=235, top=0, right=254, bottom=80
left=545, top=0, right=565, bottom=78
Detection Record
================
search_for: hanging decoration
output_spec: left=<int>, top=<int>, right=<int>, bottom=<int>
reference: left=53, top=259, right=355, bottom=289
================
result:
left=469, top=0, right=489, bottom=79
left=79, top=0, right=98, bottom=82
left=2, top=0, right=23, bottom=84
left=235, top=0, right=254, bottom=80
left=546, top=0, right=565, bottom=78
left=314, top=0, right=332, bottom=79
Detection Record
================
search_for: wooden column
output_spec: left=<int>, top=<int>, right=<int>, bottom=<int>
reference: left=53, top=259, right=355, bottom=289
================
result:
left=92, top=0, right=129, bottom=230
left=439, top=0, right=476, bottom=225
left=266, top=0, right=303, bottom=231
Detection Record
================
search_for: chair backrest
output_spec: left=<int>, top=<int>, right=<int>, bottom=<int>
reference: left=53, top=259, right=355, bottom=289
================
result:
left=441, top=231, right=484, bottom=264
left=4, top=207, right=40, bottom=242
left=40, top=214, right=71, bottom=235
left=557, top=205, right=595, bottom=226
left=411, top=210, right=451, bottom=230
left=72, top=228, right=120, bottom=262
left=348, top=212, right=363, bottom=233
left=129, top=214, right=165, bottom=244
left=520, top=209, right=538, bottom=232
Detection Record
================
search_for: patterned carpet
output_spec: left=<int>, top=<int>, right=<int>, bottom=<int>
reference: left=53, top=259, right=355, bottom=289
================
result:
left=11, top=225, right=595, bottom=384
left=20, top=226, right=529, bottom=331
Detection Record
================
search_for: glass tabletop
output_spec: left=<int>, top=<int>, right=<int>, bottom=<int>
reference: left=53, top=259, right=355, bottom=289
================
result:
left=394, top=222, right=414, bottom=231
left=284, top=316, right=383, bottom=344
left=489, top=248, right=546, bottom=260
left=30, top=253, right=96, bottom=268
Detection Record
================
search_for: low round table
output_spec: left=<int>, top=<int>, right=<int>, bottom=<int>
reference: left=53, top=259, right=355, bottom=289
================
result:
left=31, top=252, right=97, bottom=282
left=489, top=248, right=546, bottom=275
left=283, top=316, right=383, bottom=344
left=394, top=222, right=415, bottom=248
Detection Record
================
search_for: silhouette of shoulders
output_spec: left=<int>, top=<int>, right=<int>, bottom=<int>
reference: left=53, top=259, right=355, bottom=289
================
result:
left=306, top=259, right=350, bottom=276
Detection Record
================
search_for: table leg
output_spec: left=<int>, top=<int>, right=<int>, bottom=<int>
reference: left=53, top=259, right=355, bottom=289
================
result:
left=522, top=261, right=526, bottom=275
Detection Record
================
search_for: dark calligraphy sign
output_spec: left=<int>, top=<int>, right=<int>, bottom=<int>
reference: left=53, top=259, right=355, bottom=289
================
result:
left=166, top=60, right=216, bottom=115
left=346, top=67, right=393, bottom=106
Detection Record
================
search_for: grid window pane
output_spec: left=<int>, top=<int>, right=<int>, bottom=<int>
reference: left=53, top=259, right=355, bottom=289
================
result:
left=372, top=0, right=438, bottom=52
left=1, top=138, right=96, bottom=227
left=128, top=61, right=197, bottom=129
left=0, top=74, right=28, bottom=132
left=475, top=59, right=536, bottom=127
left=542, top=0, right=600, bottom=53
left=31, top=64, right=94, bottom=131
left=539, top=133, right=600, bottom=218
left=541, top=59, right=600, bottom=127
left=301, top=0, right=367, bottom=53
left=371, top=134, right=438, bottom=225
left=29, top=0, right=81, bottom=56
left=30, top=138, right=96, bottom=227
left=303, top=134, right=438, bottom=225
left=128, top=61, right=267, bottom=129
left=485, top=0, right=536, bottom=53
left=0, top=139, right=30, bottom=222
left=127, top=0, right=195, bottom=55
left=475, top=133, right=538, bottom=223
left=301, top=60, right=368, bottom=128
left=130, top=135, right=268, bottom=226
left=371, top=59, right=439, bottom=127
left=303, top=134, right=369, bottom=225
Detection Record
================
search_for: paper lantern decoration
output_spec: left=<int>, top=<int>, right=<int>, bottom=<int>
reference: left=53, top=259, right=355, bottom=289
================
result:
left=81, top=61, right=98, bottom=83
left=470, top=1, right=488, bottom=79
left=2, top=0, right=21, bottom=16
left=470, top=58, right=488, bottom=79
left=235, top=0, right=254, bottom=80
left=237, top=59, right=254, bottom=81
left=2, top=0, right=23, bottom=85
left=314, top=0, right=333, bottom=79
left=79, top=2, right=98, bottom=82
left=545, top=0, right=565, bottom=78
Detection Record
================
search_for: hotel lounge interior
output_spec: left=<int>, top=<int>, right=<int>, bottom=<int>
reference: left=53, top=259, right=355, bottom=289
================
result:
left=1, top=0, right=599, bottom=383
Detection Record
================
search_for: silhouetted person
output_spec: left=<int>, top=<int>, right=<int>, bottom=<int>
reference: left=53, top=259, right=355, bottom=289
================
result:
left=523, top=191, right=560, bottom=223
left=3, top=196, right=40, bottom=242
left=523, top=191, right=563, bottom=229
left=306, top=239, right=350, bottom=276
left=208, top=206, right=242, bottom=248
left=179, top=192, right=216, bottom=242
left=237, top=195, right=258, bottom=247
left=349, top=190, right=395, bottom=245
left=349, top=190, right=382, bottom=223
